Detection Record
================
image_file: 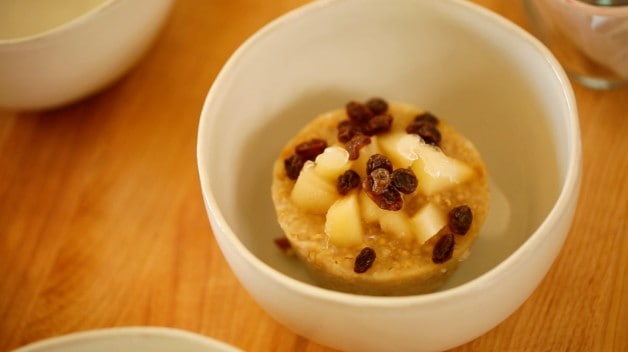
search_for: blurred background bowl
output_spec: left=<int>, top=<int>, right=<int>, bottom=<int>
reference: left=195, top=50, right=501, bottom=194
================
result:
left=0, top=0, right=173, bottom=111
left=197, top=0, right=581, bottom=351
left=12, top=327, right=241, bottom=352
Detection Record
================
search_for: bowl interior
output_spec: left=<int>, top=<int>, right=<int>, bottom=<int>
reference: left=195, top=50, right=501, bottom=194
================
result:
left=199, top=0, right=574, bottom=292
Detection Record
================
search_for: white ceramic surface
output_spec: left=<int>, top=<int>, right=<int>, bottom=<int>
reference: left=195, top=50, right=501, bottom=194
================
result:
left=12, top=327, right=241, bottom=352
left=197, top=0, right=581, bottom=351
left=0, top=0, right=173, bottom=111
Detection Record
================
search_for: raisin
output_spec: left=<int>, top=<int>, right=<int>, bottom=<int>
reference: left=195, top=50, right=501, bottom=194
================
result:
left=449, top=205, right=473, bottom=235
left=274, top=237, right=292, bottom=253
left=362, top=175, right=374, bottom=191
left=337, top=119, right=361, bottom=143
left=432, top=233, right=455, bottom=264
left=354, top=247, right=376, bottom=273
left=366, top=154, right=393, bottom=174
left=346, top=101, right=373, bottom=124
left=284, top=154, right=305, bottom=180
left=378, top=187, right=403, bottom=210
left=295, top=138, right=327, bottom=160
left=365, top=97, right=389, bottom=115
left=405, top=120, right=422, bottom=135
left=337, top=170, right=361, bottom=195
left=414, top=112, right=439, bottom=125
left=364, top=113, right=393, bottom=136
left=406, top=122, right=441, bottom=146
left=364, top=178, right=403, bottom=211
left=345, top=134, right=371, bottom=160
left=369, top=168, right=391, bottom=195
left=391, top=168, right=418, bottom=194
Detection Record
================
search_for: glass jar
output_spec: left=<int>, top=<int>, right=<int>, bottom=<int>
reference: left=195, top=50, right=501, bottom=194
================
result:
left=524, top=0, right=628, bottom=89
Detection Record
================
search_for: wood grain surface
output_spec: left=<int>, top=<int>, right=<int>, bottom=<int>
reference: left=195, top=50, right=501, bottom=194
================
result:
left=1, top=1, right=626, bottom=351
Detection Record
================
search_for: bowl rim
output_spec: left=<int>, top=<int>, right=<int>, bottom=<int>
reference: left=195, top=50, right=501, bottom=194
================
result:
left=1, top=0, right=124, bottom=45
left=197, top=0, right=581, bottom=306
left=11, top=326, right=241, bottom=352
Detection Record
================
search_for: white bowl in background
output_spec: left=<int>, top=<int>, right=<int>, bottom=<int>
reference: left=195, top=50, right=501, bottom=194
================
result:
left=0, top=0, right=173, bottom=111
left=11, top=327, right=241, bottom=352
left=197, top=0, right=581, bottom=351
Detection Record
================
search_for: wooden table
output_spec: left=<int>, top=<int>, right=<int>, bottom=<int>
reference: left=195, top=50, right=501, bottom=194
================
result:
left=1, top=1, right=626, bottom=351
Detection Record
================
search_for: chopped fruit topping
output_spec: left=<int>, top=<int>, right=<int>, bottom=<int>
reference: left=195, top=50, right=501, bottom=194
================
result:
left=274, top=98, right=489, bottom=295
left=379, top=211, right=412, bottom=239
left=313, top=146, right=351, bottom=181
left=410, top=202, right=447, bottom=244
left=359, top=191, right=382, bottom=224
left=354, top=247, right=376, bottom=273
left=284, top=98, right=480, bottom=256
left=325, top=192, right=364, bottom=247
left=291, top=161, right=339, bottom=214
left=449, top=205, right=473, bottom=235
left=337, top=169, right=361, bottom=195
left=432, top=233, right=455, bottom=264
left=410, top=140, right=473, bottom=196
left=377, top=133, right=422, bottom=168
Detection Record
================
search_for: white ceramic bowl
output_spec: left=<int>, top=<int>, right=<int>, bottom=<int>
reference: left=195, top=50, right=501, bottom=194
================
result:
left=12, top=327, right=241, bottom=352
left=197, top=0, right=581, bottom=351
left=0, top=0, right=173, bottom=111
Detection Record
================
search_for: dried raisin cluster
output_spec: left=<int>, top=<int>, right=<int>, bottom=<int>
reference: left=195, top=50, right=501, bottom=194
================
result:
left=362, top=154, right=417, bottom=211
left=406, top=112, right=441, bottom=146
left=338, top=97, right=394, bottom=160
left=283, top=97, right=394, bottom=179
left=431, top=205, right=474, bottom=264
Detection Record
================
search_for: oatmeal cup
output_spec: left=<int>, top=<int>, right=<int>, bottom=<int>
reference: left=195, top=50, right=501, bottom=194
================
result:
left=271, top=98, right=490, bottom=296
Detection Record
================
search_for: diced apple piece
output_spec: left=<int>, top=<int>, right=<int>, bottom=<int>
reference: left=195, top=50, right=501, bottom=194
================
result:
left=359, top=191, right=382, bottom=224
left=377, top=133, right=422, bottom=169
left=410, top=141, right=473, bottom=196
left=351, top=136, right=380, bottom=178
left=325, top=193, right=364, bottom=247
left=379, top=211, right=412, bottom=239
left=410, top=203, right=447, bottom=244
left=314, top=146, right=351, bottom=181
left=291, top=161, right=338, bottom=214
